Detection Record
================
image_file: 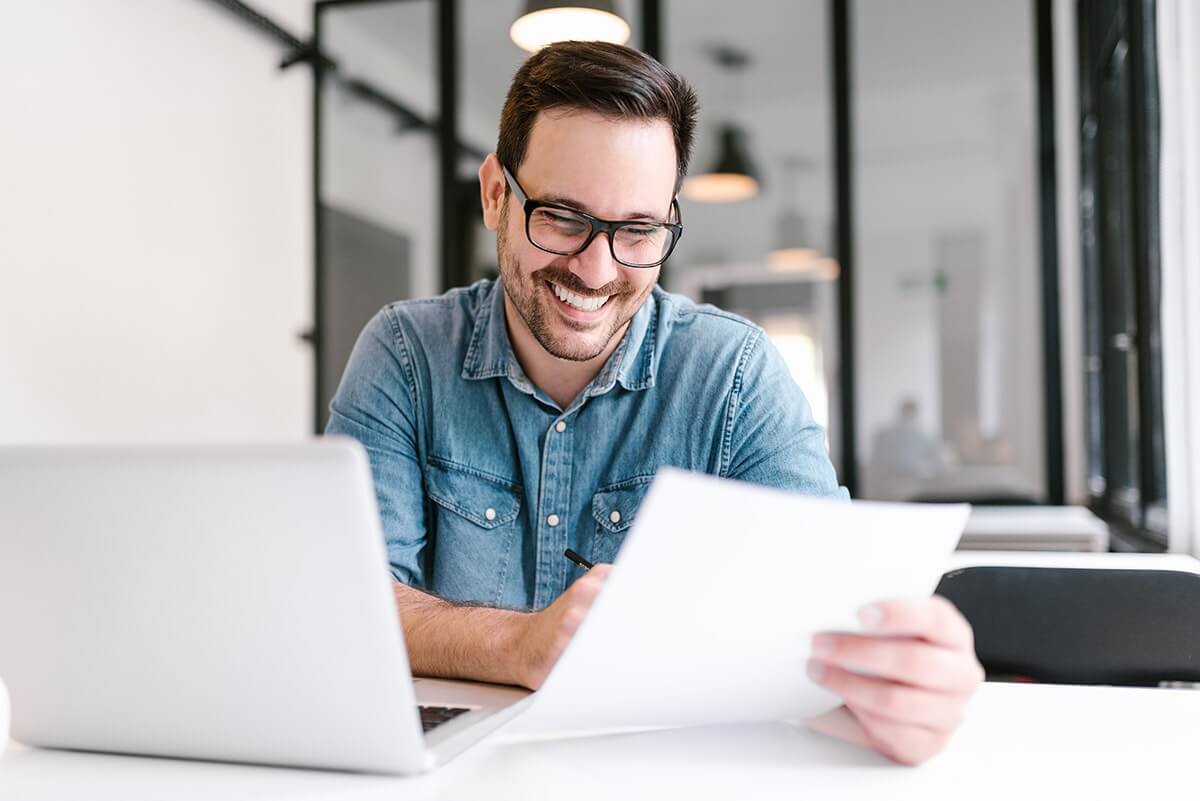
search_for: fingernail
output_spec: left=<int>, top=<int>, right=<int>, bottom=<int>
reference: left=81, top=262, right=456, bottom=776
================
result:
left=858, top=603, right=884, bottom=630
left=806, top=659, right=826, bottom=682
left=811, top=634, right=833, bottom=657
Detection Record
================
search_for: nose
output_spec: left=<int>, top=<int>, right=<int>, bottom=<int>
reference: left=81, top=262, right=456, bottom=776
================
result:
left=568, top=231, right=621, bottom=290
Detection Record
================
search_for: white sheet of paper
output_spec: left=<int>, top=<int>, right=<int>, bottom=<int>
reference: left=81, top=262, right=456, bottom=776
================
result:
left=510, top=468, right=969, bottom=739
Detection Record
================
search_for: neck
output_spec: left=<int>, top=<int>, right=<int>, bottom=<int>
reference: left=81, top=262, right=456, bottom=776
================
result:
left=503, top=294, right=629, bottom=409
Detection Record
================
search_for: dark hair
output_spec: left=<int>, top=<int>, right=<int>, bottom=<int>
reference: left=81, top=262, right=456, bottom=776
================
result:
left=497, top=41, right=699, bottom=193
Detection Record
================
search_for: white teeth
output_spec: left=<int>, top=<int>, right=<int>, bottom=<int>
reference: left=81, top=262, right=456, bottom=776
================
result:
left=551, top=282, right=609, bottom=312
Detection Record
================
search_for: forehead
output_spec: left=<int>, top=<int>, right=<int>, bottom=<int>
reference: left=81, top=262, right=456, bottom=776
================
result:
left=517, top=109, right=678, bottom=220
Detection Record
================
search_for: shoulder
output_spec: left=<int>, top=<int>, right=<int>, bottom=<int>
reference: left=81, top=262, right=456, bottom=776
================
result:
left=651, top=286, right=766, bottom=365
left=377, top=279, right=492, bottom=345
left=653, top=286, right=763, bottom=336
left=364, top=281, right=497, bottom=375
left=347, top=280, right=494, bottom=395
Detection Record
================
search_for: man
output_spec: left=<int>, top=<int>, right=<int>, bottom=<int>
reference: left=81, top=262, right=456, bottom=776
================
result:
left=869, top=398, right=944, bottom=500
left=327, top=41, right=982, bottom=765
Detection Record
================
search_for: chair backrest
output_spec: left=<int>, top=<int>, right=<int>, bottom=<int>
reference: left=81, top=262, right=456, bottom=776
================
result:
left=935, top=566, right=1200, bottom=685
left=912, top=493, right=1041, bottom=506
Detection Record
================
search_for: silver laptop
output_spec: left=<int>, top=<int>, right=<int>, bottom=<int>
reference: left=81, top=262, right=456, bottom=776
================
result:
left=0, top=439, right=531, bottom=774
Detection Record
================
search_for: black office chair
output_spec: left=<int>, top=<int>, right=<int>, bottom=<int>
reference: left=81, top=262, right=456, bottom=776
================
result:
left=911, top=492, right=1041, bottom=506
left=935, top=566, right=1200, bottom=686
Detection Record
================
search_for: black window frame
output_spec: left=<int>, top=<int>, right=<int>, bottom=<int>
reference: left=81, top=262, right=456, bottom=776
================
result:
left=1077, top=0, right=1167, bottom=551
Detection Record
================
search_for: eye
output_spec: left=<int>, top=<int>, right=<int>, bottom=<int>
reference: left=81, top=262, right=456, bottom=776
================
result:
left=535, top=209, right=588, bottom=231
left=618, top=225, right=666, bottom=242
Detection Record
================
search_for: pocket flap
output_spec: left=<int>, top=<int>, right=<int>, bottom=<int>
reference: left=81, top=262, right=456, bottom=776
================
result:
left=425, top=460, right=521, bottom=529
left=591, top=478, right=653, bottom=534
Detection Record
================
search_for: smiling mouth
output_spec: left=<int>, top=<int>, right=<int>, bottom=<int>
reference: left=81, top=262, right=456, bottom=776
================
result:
left=546, top=280, right=614, bottom=314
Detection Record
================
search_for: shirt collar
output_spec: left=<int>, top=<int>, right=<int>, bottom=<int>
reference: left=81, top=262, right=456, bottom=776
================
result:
left=461, top=278, right=657, bottom=394
left=461, top=278, right=512, bottom=382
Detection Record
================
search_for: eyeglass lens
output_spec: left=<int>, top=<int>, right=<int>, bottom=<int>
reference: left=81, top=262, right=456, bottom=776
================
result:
left=528, top=207, right=672, bottom=267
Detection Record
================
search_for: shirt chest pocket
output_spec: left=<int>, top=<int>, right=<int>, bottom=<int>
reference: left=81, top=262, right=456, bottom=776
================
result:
left=589, top=477, right=653, bottom=565
left=424, top=459, right=521, bottom=605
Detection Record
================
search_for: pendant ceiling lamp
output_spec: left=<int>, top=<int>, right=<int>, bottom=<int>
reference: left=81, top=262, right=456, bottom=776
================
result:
left=767, top=157, right=838, bottom=279
left=767, top=209, right=819, bottom=270
left=682, top=45, right=760, bottom=203
left=510, top=1, right=631, bottom=53
left=681, top=124, right=760, bottom=202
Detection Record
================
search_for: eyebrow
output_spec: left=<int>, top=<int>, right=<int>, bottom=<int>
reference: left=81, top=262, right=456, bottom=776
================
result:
left=539, top=193, right=666, bottom=223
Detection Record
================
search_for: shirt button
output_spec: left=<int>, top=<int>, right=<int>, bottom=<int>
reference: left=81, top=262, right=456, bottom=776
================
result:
left=546, top=514, right=560, bottom=527
left=484, top=507, right=497, bottom=522
left=610, top=510, right=622, bottom=524
left=555, top=420, right=567, bottom=433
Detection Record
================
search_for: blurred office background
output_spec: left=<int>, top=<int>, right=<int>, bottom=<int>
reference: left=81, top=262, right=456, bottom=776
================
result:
left=3, top=0, right=1199, bottom=555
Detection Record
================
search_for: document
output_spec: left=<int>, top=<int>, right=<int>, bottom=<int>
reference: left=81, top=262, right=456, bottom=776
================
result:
left=510, top=468, right=969, bottom=739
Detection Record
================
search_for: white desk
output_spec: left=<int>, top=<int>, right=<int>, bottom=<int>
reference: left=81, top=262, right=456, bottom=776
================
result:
left=959, top=506, right=1110, bottom=552
left=1, top=682, right=1196, bottom=800
left=2, top=553, right=1198, bottom=800
left=946, top=550, right=1200, bottom=573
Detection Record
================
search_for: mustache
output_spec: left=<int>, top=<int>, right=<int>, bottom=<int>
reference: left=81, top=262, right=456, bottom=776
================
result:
left=534, top=266, right=630, bottom=298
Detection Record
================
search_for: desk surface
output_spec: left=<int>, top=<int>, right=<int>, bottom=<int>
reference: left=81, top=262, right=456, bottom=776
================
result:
left=947, top=550, right=1200, bottom=573
left=1, top=682, right=1195, bottom=801
left=2, top=552, right=1198, bottom=800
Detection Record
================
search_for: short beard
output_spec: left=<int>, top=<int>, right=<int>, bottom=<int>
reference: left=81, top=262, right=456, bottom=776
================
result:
left=496, top=205, right=644, bottom=363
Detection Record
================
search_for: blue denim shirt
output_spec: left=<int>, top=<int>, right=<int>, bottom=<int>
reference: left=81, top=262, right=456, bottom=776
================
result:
left=326, top=279, right=846, bottom=611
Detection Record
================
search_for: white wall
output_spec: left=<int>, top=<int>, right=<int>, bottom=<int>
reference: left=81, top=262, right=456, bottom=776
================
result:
left=1159, top=0, right=1200, bottom=555
left=0, top=0, right=313, bottom=445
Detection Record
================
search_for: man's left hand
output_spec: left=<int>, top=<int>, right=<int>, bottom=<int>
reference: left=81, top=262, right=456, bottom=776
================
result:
left=807, top=596, right=984, bottom=765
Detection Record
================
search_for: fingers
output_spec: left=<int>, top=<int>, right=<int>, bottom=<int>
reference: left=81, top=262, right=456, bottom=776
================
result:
left=552, top=563, right=614, bottom=642
left=517, top=563, right=614, bottom=690
left=807, top=660, right=966, bottom=732
left=848, top=706, right=953, bottom=766
left=573, top=563, right=609, bottom=587
left=811, top=632, right=984, bottom=693
left=564, top=563, right=611, bottom=605
left=807, top=598, right=983, bottom=765
left=803, top=705, right=874, bottom=749
left=856, top=596, right=975, bottom=651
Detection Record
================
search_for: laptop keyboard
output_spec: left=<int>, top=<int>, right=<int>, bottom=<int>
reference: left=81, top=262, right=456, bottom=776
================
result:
left=419, top=704, right=473, bottom=733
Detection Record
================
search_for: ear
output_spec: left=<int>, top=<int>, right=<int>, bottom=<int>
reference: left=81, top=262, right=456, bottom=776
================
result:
left=479, top=153, right=507, bottom=232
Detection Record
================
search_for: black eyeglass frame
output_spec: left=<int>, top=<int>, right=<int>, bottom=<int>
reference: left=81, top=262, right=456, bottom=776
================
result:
left=501, top=165, right=683, bottom=268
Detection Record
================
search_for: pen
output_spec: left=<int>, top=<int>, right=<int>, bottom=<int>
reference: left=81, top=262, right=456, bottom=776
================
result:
left=563, top=548, right=595, bottom=571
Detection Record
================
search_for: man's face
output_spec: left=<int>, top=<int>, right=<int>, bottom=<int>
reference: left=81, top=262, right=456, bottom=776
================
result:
left=494, top=110, right=677, bottom=362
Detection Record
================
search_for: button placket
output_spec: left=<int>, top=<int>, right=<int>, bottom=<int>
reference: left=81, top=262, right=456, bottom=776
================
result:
left=533, top=413, right=574, bottom=609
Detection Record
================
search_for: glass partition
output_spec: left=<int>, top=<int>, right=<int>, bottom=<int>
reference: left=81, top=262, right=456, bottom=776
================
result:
left=853, top=0, right=1046, bottom=502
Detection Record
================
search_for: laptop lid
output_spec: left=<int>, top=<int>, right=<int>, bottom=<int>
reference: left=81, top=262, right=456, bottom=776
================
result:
left=0, top=439, right=429, bottom=774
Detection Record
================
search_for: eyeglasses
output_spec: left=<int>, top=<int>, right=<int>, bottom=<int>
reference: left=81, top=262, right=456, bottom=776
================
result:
left=501, top=165, right=683, bottom=268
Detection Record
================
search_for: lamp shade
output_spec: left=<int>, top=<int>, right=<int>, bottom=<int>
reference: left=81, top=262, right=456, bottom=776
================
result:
left=682, top=125, right=761, bottom=203
left=510, top=1, right=631, bottom=53
left=767, top=209, right=818, bottom=269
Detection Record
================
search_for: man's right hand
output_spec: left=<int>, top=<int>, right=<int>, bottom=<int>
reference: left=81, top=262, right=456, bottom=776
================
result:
left=511, top=564, right=611, bottom=690
left=391, top=563, right=612, bottom=690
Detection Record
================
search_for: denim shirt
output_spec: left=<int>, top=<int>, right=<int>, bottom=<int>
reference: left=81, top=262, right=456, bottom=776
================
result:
left=326, top=278, right=847, bottom=611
